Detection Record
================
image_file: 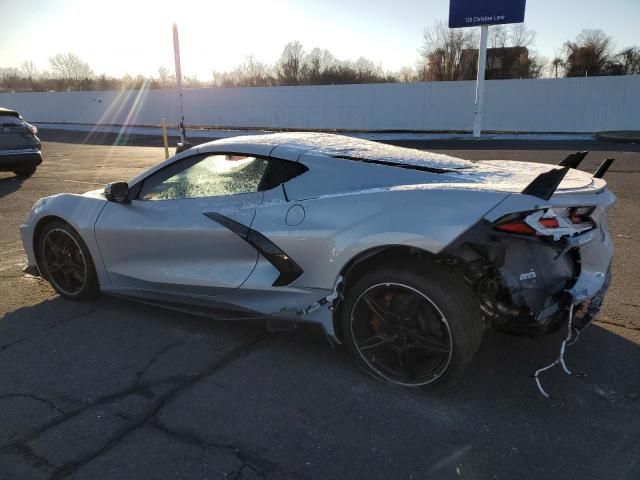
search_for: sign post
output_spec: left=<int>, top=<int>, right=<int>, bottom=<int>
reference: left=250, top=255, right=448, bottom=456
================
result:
left=473, top=25, right=488, bottom=137
left=449, top=0, right=527, bottom=137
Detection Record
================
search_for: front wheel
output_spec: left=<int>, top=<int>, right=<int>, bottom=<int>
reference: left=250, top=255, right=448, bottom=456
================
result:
left=37, top=221, right=100, bottom=301
left=340, top=262, right=484, bottom=391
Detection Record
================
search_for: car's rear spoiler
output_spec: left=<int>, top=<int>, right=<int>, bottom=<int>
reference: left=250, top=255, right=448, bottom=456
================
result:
left=522, top=167, right=570, bottom=200
left=558, top=151, right=589, bottom=169
left=593, top=158, right=614, bottom=179
left=522, top=154, right=615, bottom=200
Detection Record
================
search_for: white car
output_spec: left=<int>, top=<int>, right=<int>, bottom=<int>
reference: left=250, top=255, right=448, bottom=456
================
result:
left=20, top=133, right=615, bottom=390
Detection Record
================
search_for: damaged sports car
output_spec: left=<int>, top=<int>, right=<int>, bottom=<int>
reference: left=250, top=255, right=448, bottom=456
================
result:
left=20, top=134, right=615, bottom=389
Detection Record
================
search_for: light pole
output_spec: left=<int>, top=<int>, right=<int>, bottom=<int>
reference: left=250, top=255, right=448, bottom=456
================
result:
left=173, top=22, right=191, bottom=153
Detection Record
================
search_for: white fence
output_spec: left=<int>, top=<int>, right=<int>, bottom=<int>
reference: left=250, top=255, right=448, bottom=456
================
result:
left=1, top=76, right=638, bottom=133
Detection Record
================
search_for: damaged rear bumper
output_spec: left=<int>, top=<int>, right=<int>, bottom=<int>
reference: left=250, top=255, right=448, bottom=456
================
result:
left=443, top=201, right=614, bottom=336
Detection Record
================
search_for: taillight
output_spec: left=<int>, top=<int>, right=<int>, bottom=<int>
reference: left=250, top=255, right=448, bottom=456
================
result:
left=495, top=219, right=536, bottom=235
left=494, top=207, right=595, bottom=238
left=539, top=218, right=559, bottom=228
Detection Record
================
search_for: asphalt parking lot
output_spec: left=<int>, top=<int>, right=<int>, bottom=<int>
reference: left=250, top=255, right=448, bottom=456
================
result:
left=1, top=131, right=639, bottom=479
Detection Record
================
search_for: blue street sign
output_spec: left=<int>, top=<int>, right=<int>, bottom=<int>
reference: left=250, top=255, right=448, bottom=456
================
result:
left=449, top=0, right=526, bottom=28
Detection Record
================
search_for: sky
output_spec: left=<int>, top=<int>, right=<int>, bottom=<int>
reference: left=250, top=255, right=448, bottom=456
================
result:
left=1, top=0, right=639, bottom=80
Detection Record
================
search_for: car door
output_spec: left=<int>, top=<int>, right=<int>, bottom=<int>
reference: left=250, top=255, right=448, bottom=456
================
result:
left=94, top=152, right=270, bottom=298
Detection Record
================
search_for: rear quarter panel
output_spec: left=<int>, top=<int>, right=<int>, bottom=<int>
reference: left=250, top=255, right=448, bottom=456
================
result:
left=250, top=187, right=509, bottom=290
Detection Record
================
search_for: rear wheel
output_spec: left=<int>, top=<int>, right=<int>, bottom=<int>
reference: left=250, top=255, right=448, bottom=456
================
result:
left=38, top=221, right=99, bottom=301
left=340, top=262, right=483, bottom=391
left=14, top=166, right=37, bottom=178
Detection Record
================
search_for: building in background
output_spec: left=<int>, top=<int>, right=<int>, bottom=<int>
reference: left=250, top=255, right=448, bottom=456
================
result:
left=460, top=46, right=531, bottom=80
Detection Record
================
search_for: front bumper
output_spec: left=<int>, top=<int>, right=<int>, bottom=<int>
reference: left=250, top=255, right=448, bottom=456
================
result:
left=20, top=211, right=39, bottom=274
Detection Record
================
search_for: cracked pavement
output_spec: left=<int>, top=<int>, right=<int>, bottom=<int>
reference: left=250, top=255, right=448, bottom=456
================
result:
left=0, top=132, right=639, bottom=479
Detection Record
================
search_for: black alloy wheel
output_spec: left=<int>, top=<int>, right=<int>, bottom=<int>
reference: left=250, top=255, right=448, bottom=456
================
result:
left=350, top=282, right=453, bottom=387
left=42, top=228, right=87, bottom=296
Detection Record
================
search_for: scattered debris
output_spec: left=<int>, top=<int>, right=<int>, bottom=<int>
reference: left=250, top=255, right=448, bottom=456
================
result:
left=533, top=304, right=586, bottom=399
left=298, top=275, right=344, bottom=316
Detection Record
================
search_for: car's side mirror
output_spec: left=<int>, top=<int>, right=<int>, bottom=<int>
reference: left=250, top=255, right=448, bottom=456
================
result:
left=104, top=182, right=130, bottom=203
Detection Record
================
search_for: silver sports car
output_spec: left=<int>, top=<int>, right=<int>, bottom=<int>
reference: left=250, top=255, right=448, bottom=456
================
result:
left=20, top=133, right=615, bottom=390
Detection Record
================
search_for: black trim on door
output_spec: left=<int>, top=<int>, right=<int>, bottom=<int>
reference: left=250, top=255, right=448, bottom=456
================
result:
left=203, top=212, right=303, bottom=287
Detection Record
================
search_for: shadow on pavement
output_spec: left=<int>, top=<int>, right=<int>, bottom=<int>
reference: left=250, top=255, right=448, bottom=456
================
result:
left=0, top=174, right=26, bottom=199
left=1, top=294, right=639, bottom=479
left=1, top=293, right=638, bottom=404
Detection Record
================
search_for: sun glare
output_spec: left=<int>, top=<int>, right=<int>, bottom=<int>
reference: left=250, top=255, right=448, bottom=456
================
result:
left=59, top=0, right=301, bottom=80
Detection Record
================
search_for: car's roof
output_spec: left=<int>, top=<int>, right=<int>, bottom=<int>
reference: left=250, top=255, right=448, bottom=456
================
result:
left=207, top=132, right=474, bottom=170
left=0, top=107, right=20, bottom=118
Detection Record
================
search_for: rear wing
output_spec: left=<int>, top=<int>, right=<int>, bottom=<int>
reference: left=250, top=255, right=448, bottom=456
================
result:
left=558, top=151, right=588, bottom=169
left=522, top=153, right=615, bottom=200
left=522, top=167, right=570, bottom=200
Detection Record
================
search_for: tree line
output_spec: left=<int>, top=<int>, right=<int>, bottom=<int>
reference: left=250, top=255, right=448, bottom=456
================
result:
left=1, top=25, right=638, bottom=92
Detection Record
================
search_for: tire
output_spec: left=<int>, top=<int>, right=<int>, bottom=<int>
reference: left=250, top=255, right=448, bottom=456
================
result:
left=340, top=261, right=483, bottom=392
left=14, top=166, right=37, bottom=178
left=37, top=220, right=100, bottom=301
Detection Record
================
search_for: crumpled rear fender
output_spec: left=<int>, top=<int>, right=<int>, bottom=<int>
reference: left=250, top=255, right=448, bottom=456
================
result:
left=253, top=187, right=509, bottom=292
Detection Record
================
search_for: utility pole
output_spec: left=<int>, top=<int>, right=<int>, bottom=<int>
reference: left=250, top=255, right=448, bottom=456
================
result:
left=173, top=22, right=191, bottom=152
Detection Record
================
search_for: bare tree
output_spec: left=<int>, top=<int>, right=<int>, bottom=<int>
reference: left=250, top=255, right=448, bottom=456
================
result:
left=277, top=41, right=305, bottom=85
left=485, top=25, right=508, bottom=71
left=305, top=48, right=323, bottom=82
left=304, top=48, right=336, bottom=84
left=397, top=66, right=416, bottom=82
left=239, top=55, right=273, bottom=86
left=551, top=57, right=564, bottom=78
left=563, top=30, right=614, bottom=77
left=217, top=56, right=273, bottom=87
left=20, top=61, right=38, bottom=79
left=488, top=25, right=508, bottom=49
left=49, top=53, right=93, bottom=83
left=418, top=20, right=478, bottom=81
left=615, top=47, right=640, bottom=74
left=509, top=25, right=544, bottom=78
left=157, top=66, right=174, bottom=86
left=353, top=57, right=382, bottom=82
left=509, top=23, right=536, bottom=48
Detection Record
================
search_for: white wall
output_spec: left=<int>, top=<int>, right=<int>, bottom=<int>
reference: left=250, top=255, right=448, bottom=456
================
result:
left=1, top=76, right=638, bottom=133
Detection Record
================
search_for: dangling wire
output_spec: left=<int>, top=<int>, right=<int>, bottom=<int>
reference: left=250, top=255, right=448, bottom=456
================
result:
left=533, top=303, right=586, bottom=399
